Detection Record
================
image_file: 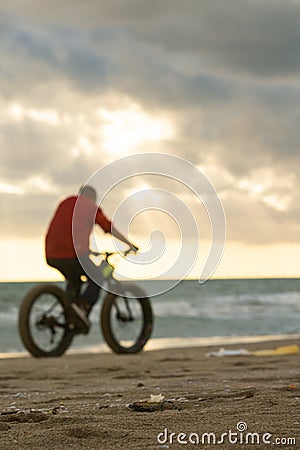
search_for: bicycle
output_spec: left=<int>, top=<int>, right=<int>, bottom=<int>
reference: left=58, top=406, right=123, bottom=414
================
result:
left=18, top=249, right=153, bottom=357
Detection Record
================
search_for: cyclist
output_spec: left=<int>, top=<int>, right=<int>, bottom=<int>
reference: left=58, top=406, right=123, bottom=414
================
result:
left=45, top=185, right=138, bottom=331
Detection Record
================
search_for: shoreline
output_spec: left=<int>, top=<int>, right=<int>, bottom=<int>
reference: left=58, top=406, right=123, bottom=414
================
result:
left=1, top=332, right=300, bottom=360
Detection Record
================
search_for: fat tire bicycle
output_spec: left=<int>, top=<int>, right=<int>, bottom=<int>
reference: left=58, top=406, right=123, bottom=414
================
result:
left=18, top=250, right=153, bottom=357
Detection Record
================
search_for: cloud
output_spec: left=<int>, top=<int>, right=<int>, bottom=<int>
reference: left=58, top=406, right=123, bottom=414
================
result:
left=0, top=17, right=110, bottom=99
left=0, top=0, right=300, bottom=248
left=2, top=0, right=300, bottom=78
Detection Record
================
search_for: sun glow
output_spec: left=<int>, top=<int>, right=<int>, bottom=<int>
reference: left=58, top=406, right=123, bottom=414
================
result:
left=238, top=168, right=294, bottom=211
left=0, top=182, right=24, bottom=195
left=127, top=182, right=151, bottom=196
left=7, top=103, right=60, bottom=125
left=98, top=104, right=174, bottom=154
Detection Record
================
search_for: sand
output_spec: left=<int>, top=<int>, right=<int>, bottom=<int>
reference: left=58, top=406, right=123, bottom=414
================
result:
left=0, top=340, right=299, bottom=449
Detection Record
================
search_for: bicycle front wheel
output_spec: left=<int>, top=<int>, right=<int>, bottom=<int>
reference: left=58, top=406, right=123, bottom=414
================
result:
left=100, top=283, right=153, bottom=354
left=18, top=284, right=74, bottom=357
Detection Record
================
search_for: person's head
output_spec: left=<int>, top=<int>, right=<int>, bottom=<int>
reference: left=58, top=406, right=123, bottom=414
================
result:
left=78, top=185, right=97, bottom=202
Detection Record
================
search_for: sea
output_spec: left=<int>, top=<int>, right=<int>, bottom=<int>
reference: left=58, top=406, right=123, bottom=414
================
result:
left=1, top=278, right=300, bottom=356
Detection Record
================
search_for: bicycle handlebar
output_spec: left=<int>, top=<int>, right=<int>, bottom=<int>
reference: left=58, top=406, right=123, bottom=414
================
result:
left=90, top=247, right=136, bottom=261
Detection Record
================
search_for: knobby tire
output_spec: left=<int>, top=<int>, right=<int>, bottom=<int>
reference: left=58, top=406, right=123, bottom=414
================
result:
left=18, top=284, right=73, bottom=357
left=101, top=283, right=153, bottom=354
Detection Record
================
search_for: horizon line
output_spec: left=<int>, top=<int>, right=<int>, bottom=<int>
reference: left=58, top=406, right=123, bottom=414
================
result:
left=0, top=275, right=299, bottom=283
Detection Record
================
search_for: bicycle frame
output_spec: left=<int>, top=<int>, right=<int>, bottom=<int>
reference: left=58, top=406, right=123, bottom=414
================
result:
left=89, top=248, right=135, bottom=296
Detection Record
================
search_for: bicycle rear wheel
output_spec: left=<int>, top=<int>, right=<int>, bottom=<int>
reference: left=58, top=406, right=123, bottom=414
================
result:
left=18, top=284, right=74, bottom=357
left=101, top=283, right=153, bottom=354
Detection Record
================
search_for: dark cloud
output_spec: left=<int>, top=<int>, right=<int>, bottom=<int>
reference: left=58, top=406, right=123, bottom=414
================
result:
left=2, top=0, right=300, bottom=78
left=138, top=0, right=300, bottom=78
left=0, top=18, right=110, bottom=97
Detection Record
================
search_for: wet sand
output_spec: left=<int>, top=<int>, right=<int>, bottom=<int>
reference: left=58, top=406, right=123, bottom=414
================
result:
left=0, top=340, right=299, bottom=449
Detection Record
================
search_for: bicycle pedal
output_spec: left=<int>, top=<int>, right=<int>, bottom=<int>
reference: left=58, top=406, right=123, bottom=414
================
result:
left=70, top=303, right=91, bottom=334
left=69, top=320, right=91, bottom=335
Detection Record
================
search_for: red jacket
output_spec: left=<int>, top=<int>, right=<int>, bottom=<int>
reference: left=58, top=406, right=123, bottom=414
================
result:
left=45, top=195, right=112, bottom=259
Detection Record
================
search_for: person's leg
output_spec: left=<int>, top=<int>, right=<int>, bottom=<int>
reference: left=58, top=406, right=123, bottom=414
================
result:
left=47, top=257, right=91, bottom=331
left=78, top=254, right=105, bottom=312
left=81, top=281, right=100, bottom=308
left=47, top=255, right=104, bottom=315
left=47, top=258, right=83, bottom=298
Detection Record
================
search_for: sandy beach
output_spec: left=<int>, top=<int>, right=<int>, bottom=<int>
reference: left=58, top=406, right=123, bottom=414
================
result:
left=0, top=339, right=299, bottom=449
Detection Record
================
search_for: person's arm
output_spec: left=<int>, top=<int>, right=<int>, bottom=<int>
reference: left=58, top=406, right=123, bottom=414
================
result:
left=111, top=224, right=139, bottom=252
left=95, top=207, right=138, bottom=252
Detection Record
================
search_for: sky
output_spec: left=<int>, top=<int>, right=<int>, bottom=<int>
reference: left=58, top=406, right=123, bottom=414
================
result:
left=0, top=0, right=300, bottom=281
